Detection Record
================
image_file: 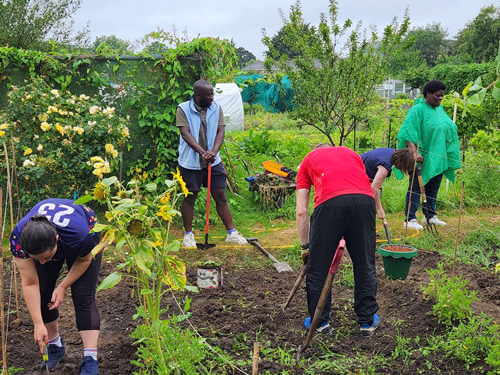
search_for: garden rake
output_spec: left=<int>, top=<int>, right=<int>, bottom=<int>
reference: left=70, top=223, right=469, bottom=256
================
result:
left=273, top=263, right=307, bottom=325
left=416, top=167, right=439, bottom=237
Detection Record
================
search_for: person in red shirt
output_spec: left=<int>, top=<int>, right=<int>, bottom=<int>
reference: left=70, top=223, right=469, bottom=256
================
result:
left=296, top=144, right=380, bottom=337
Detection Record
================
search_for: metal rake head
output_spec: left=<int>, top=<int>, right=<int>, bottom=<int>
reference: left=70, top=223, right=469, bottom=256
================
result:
left=424, top=222, right=439, bottom=237
left=273, top=309, right=287, bottom=326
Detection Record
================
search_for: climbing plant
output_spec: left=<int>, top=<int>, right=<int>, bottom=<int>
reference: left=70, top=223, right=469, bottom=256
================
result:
left=0, top=37, right=238, bottom=208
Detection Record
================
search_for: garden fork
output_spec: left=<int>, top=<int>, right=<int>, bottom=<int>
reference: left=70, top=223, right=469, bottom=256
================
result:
left=416, top=167, right=439, bottom=237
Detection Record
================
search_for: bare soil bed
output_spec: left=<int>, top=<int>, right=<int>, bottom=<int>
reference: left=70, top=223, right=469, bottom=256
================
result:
left=3, top=246, right=500, bottom=374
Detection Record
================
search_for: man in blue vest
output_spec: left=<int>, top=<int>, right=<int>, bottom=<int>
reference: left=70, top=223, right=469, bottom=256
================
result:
left=176, top=79, right=247, bottom=248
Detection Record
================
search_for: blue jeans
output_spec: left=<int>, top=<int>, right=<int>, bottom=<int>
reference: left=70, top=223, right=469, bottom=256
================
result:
left=404, top=174, right=443, bottom=221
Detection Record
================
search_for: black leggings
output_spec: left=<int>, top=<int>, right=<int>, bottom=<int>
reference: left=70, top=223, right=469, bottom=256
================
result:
left=34, top=247, right=102, bottom=331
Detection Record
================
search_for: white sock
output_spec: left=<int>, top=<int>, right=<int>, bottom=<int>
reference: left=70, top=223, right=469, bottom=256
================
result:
left=48, top=335, right=62, bottom=347
left=84, top=348, right=97, bottom=361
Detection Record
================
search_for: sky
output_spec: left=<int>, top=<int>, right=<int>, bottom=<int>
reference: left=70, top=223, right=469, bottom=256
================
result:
left=72, top=0, right=495, bottom=60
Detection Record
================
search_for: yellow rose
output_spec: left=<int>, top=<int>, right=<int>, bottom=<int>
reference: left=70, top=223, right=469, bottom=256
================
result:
left=40, top=122, right=51, bottom=131
left=1, top=123, right=9, bottom=130
left=55, top=123, right=64, bottom=135
left=23, top=148, right=33, bottom=156
left=0, top=130, right=5, bottom=137
left=105, top=144, right=114, bottom=153
left=37, top=144, right=43, bottom=151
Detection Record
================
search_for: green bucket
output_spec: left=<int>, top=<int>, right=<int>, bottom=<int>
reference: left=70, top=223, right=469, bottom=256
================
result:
left=378, top=244, right=418, bottom=280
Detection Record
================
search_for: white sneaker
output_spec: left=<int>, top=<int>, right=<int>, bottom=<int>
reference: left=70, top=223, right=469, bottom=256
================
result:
left=422, top=216, right=447, bottom=226
left=181, top=232, right=197, bottom=248
left=403, top=219, right=424, bottom=231
left=225, top=230, right=247, bottom=245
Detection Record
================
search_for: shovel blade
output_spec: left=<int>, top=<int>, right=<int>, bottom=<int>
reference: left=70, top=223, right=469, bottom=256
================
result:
left=274, top=262, right=293, bottom=273
left=196, top=242, right=216, bottom=250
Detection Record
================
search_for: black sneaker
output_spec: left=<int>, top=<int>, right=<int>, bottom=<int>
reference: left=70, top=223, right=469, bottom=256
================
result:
left=79, top=356, right=99, bottom=375
left=40, top=338, right=66, bottom=371
left=360, top=314, right=381, bottom=337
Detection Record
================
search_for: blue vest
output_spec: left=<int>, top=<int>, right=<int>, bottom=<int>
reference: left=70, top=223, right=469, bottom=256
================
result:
left=178, top=98, right=222, bottom=170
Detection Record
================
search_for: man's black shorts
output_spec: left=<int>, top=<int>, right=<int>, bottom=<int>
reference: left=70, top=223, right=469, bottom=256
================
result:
left=179, top=163, right=227, bottom=192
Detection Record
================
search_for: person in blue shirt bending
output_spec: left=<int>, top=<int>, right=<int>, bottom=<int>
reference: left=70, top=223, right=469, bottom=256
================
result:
left=361, top=148, right=415, bottom=222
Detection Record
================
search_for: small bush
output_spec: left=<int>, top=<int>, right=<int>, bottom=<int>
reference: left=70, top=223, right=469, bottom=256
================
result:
left=444, top=313, right=500, bottom=369
left=421, top=263, right=478, bottom=326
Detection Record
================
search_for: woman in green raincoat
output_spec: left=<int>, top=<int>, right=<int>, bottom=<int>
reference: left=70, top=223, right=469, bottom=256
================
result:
left=397, top=80, right=461, bottom=230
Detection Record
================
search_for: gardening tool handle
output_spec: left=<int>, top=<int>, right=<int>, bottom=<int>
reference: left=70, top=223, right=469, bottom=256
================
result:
left=282, top=265, right=307, bottom=310
left=205, top=163, right=212, bottom=236
left=328, top=239, right=345, bottom=274
left=303, top=239, right=345, bottom=350
left=247, top=239, right=280, bottom=263
left=383, top=219, right=392, bottom=244
left=416, top=167, right=427, bottom=201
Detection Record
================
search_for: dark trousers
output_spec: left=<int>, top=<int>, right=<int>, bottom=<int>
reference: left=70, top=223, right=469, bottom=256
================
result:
left=35, top=250, right=102, bottom=332
left=306, top=194, right=378, bottom=326
left=405, top=173, right=443, bottom=221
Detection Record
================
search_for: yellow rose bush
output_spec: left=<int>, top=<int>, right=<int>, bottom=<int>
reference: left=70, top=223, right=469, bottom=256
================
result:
left=0, top=76, right=130, bottom=206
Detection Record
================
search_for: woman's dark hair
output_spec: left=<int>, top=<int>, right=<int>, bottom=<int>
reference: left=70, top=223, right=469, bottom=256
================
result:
left=392, top=148, right=415, bottom=174
left=20, top=214, right=57, bottom=255
left=423, top=80, right=446, bottom=97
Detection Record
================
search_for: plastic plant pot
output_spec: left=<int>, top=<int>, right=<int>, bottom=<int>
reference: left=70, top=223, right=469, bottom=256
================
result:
left=378, top=244, right=418, bottom=280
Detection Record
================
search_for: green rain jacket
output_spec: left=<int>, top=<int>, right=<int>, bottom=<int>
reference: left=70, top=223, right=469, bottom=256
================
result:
left=397, top=98, right=461, bottom=185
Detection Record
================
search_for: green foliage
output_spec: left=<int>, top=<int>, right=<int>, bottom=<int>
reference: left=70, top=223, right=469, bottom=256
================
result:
left=78, top=172, right=189, bottom=324
left=92, top=35, right=132, bottom=54
left=130, top=311, right=233, bottom=374
left=0, top=0, right=85, bottom=50
left=470, top=130, right=500, bottom=156
left=455, top=5, right=500, bottom=63
left=421, top=263, right=478, bottom=326
left=458, top=151, right=500, bottom=207
left=392, top=330, right=414, bottom=365
left=433, top=61, right=495, bottom=94
left=406, top=23, right=450, bottom=67
left=262, top=0, right=409, bottom=145
left=0, top=77, right=129, bottom=208
left=486, top=343, right=500, bottom=373
left=234, top=45, right=255, bottom=68
left=124, top=32, right=238, bottom=176
left=443, top=313, right=500, bottom=369
left=441, top=93, right=500, bottom=139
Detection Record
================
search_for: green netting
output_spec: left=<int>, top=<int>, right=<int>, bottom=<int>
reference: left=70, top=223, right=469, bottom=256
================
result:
left=236, top=74, right=295, bottom=112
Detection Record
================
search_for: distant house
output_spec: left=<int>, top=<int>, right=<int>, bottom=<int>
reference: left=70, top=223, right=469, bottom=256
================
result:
left=376, top=79, right=420, bottom=99
left=242, top=61, right=270, bottom=74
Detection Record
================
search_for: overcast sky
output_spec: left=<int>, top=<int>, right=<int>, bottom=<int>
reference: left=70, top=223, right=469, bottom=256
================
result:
left=73, top=0, right=495, bottom=59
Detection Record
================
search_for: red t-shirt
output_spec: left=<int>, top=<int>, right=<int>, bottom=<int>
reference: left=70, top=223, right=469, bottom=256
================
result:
left=296, top=146, right=374, bottom=208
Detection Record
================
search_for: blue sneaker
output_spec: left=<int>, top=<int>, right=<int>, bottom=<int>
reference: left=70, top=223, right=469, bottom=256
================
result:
left=40, top=338, right=66, bottom=371
left=304, top=317, right=332, bottom=335
left=360, top=314, right=381, bottom=337
left=79, top=356, right=99, bottom=375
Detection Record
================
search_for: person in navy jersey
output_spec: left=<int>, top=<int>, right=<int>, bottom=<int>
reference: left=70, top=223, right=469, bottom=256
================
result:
left=361, top=148, right=414, bottom=221
left=11, top=198, right=102, bottom=375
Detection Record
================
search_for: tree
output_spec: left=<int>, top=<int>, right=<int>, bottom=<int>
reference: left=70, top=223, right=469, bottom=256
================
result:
left=235, top=46, right=256, bottom=67
left=455, top=5, right=500, bottom=63
left=262, top=0, right=409, bottom=145
left=93, top=35, right=132, bottom=54
left=265, top=15, right=315, bottom=59
left=0, top=0, right=83, bottom=50
left=406, top=23, right=450, bottom=66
